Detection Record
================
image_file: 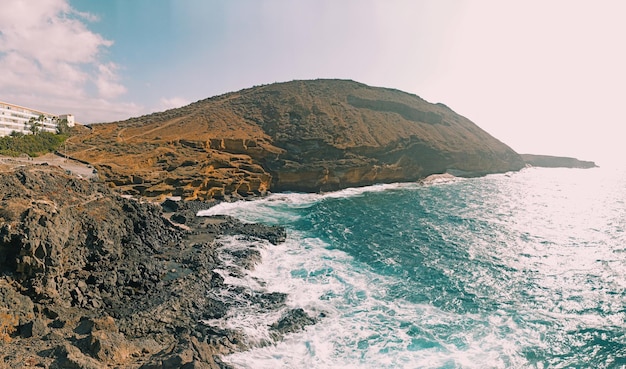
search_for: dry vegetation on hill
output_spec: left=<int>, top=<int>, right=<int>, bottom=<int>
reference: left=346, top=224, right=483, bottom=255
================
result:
left=66, top=79, right=524, bottom=200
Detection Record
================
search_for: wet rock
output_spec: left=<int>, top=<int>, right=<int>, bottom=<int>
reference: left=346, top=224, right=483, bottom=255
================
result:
left=270, top=308, right=317, bottom=335
left=201, top=215, right=287, bottom=245
left=201, top=297, right=229, bottom=320
left=223, top=246, right=262, bottom=270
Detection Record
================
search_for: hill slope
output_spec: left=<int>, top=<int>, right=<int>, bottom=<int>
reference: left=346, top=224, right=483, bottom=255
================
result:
left=67, top=79, right=525, bottom=199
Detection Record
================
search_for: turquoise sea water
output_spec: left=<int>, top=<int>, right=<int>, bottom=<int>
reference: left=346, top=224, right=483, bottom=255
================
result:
left=199, top=167, right=626, bottom=369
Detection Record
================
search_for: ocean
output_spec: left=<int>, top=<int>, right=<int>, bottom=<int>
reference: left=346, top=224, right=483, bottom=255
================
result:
left=198, top=166, right=626, bottom=369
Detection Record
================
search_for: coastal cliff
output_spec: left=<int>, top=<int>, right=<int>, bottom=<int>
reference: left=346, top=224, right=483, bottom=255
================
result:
left=0, top=164, right=315, bottom=368
left=65, top=79, right=525, bottom=200
left=521, top=154, right=597, bottom=169
left=0, top=80, right=598, bottom=367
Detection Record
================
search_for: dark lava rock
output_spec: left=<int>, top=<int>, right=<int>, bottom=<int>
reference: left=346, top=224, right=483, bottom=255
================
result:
left=0, top=165, right=302, bottom=368
left=20, top=317, right=49, bottom=339
left=270, top=308, right=317, bottom=336
left=161, top=198, right=180, bottom=212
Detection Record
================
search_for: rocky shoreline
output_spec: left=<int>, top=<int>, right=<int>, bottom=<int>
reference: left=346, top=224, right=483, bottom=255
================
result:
left=0, top=163, right=317, bottom=368
left=0, top=147, right=598, bottom=368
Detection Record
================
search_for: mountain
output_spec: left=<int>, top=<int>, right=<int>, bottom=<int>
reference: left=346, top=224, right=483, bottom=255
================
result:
left=66, top=79, right=525, bottom=200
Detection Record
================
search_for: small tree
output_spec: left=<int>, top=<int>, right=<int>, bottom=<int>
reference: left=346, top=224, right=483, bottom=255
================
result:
left=27, top=115, right=44, bottom=135
left=56, top=118, right=70, bottom=135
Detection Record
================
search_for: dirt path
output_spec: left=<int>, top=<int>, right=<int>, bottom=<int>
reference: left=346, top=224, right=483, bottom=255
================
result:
left=0, top=153, right=97, bottom=179
left=117, top=116, right=185, bottom=142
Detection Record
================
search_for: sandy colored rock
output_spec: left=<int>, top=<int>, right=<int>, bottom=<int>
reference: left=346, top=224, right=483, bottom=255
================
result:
left=65, top=79, right=524, bottom=199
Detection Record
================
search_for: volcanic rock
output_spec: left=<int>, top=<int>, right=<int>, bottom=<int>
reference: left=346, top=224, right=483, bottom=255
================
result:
left=0, top=164, right=296, bottom=368
left=270, top=308, right=317, bottom=337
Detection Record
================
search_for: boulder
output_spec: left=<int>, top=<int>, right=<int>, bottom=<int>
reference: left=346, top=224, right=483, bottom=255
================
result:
left=270, top=308, right=317, bottom=336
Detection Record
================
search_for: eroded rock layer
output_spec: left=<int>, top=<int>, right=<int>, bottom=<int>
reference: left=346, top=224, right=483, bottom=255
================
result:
left=66, top=79, right=525, bottom=199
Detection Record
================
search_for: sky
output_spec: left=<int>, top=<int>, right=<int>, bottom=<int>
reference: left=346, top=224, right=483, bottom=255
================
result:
left=1, top=0, right=624, bottom=165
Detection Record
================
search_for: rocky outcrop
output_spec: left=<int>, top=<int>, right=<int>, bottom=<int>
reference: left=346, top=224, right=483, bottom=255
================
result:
left=65, top=79, right=525, bottom=199
left=520, top=154, right=597, bottom=169
left=0, top=164, right=313, bottom=368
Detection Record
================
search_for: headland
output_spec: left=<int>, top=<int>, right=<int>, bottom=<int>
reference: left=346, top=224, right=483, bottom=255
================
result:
left=0, top=80, right=596, bottom=368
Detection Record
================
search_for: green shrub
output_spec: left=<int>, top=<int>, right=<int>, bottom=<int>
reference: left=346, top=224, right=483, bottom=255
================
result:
left=0, top=132, right=68, bottom=157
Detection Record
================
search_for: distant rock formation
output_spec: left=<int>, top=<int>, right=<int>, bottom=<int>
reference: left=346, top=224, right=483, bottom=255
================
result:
left=66, top=79, right=525, bottom=200
left=521, top=154, right=597, bottom=169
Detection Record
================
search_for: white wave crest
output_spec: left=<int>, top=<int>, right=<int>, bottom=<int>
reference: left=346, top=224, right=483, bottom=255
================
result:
left=197, top=182, right=424, bottom=223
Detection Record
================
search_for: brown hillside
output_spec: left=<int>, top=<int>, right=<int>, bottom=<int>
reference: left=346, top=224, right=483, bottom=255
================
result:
left=66, top=79, right=524, bottom=200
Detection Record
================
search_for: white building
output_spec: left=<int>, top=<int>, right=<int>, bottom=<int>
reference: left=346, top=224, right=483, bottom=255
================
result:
left=58, top=114, right=75, bottom=127
left=0, top=101, right=74, bottom=137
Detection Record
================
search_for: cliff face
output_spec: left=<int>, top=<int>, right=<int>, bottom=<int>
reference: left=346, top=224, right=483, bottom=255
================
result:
left=520, top=154, right=597, bottom=169
left=67, top=79, right=525, bottom=199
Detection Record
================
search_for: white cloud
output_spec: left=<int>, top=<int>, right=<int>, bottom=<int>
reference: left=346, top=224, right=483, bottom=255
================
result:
left=158, top=97, right=190, bottom=111
left=96, top=62, right=127, bottom=99
left=0, top=0, right=140, bottom=122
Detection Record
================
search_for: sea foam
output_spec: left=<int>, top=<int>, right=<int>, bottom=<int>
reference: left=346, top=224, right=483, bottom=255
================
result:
left=199, top=168, right=626, bottom=368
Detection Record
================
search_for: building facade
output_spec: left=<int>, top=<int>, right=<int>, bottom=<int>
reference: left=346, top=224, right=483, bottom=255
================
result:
left=0, top=101, right=74, bottom=137
left=58, top=114, right=75, bottom=127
